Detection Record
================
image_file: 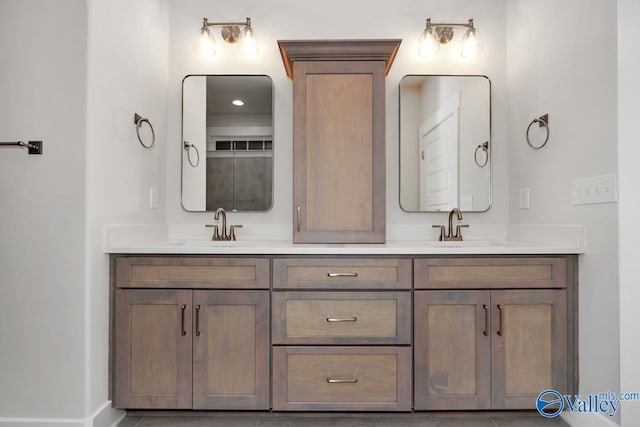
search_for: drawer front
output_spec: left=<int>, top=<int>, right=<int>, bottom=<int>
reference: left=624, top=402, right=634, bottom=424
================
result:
left=272, top=292, right=411, bottom=344
left=414, top=257, right=567, bottom=289
left=272, top=346, right=412, bottom=411
left=273, top=258, right=411, bottom=289
left=115, top=256, right=270, bottom=289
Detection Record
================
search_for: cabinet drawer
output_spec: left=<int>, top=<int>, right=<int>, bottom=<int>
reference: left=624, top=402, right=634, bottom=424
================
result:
left=115, top=256, right=269, bottom=289
left=273, top=258, right=411, bottom=289
left=272, top=346, right=411, bottom=411
left=414, top=257, right=567, bottom=289
left=272, top=292, right=411, bottom=344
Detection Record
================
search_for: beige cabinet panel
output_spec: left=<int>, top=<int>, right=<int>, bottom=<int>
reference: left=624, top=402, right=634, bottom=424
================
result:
left=279, top=40, right=401, bottom=243
left=272, top=291, right=411, bottom=345
left=273, top=346, right=411, bottom=411
left=193, top=291, right=270, bottom=409
left=414, top=290, right=491, bottom=410
left=114, top=290, right=192, bottom=409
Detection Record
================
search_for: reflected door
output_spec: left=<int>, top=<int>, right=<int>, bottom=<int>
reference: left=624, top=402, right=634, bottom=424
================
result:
left=418, top=94, right=460, bottom=211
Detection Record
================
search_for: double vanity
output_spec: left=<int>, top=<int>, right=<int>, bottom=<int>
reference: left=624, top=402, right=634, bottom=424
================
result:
left=107, top=39, right=581, bottom=415
left=108, top=239, right=579, bottom=413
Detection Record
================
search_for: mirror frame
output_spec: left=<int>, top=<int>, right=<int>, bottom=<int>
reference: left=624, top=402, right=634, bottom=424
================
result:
left=398, top=74, right=492, bottom=213
left=181, top=74, right=275, bottom=213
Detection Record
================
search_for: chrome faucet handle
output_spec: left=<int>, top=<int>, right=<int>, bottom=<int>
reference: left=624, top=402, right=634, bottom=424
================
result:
left=205, top=224, right=222, bottom=241
left=432, top=225, right=446, bottom=241
left=229, top=225, right=243, bottom=241
left=454, top=224, right=469, bottom=240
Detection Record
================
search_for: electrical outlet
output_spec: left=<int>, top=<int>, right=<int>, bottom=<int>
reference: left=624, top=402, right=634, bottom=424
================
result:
left=571, top=174, right=618, bottom=205
left=519, top=187, right=530, bottom=209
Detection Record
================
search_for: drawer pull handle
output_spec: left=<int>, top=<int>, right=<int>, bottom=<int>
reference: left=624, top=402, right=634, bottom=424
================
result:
left=326, top=317, right=358, bottom=322
left=181, top=304, right=187, bottom=336
left=327, top=272, right=358, bottom=278
left=482, top=304, right=488, bottom=336
left=327, top=377, right=358, bottom=384
left=497, top=304, right=504, bottom=336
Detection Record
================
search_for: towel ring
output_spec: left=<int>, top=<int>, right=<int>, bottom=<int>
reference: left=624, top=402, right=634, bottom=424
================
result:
left=526, top=114, right=550, bottom=150
left=474, top=141, right=489, bottom=167
left=133, top=113, right=155, bottom=149
left=183, top=141, right=200, bottom=167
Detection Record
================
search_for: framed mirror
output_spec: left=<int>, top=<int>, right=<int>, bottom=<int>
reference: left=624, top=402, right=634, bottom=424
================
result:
left=181, top=75, right=273, bottom=212
left=399, top=75, right=491, bottom=212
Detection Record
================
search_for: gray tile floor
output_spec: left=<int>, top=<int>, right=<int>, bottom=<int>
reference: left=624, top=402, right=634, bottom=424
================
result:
left=118, top=413, right=570, bottom=427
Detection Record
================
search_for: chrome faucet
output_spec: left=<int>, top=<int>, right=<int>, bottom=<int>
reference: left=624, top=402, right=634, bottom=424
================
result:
left=432, top=208, right=469, bottom=241
left=207, top=208, right=243, bottom=241
left=214, top=208, right=227, bottom=240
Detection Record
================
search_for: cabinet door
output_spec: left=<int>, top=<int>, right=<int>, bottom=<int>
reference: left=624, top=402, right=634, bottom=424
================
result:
left=491, top=290, right=567, bottom=409
left=114, top=290, right=192, bottom=408
left=193, top=290, right=270, bottom=409
left=292, top=60, right=386, bottom=243
left=414, top=291, right=491, bottom=410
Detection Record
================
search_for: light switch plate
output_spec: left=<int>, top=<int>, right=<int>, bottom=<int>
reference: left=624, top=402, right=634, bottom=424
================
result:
left=519, top=187, right=530, bottom=209
left=571, top=173, right=618, bottom=205
left=149, top=187, right=158, bottom=209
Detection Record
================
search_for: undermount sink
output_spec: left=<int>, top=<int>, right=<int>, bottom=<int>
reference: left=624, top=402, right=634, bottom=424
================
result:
left=165, top=240, right=244, bottom=248
left=420, top=240, right=513, bottom=248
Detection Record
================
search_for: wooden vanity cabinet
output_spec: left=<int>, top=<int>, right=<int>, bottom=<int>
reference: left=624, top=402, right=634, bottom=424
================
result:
left=271, top=256, right=412, bottom=411
left=278, top=40, right=401, bottom=243
left=112, top=256, right=270, bottom=410
left=413, top=256, right=575, bottom=411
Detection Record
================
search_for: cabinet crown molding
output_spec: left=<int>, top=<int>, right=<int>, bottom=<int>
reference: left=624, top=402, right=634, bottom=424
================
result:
left=277, top=39, right=402, bottom=78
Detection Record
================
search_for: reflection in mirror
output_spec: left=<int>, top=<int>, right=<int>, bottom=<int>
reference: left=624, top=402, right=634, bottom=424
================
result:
left=182, top=75, right=273, bottom=212
left=399, top=75, right=491, bottom=212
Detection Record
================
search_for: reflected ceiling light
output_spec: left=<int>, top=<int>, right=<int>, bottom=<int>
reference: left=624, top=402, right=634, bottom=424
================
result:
left=418, top=18, right=483, bottom=58
left=199, top=17, right=259, bottom=58
left=232, top=99, right=245, bottom=106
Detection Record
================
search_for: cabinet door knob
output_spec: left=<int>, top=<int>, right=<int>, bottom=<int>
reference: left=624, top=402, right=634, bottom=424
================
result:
left=497, top=304, right=504, bottom=336
left=296, top=205, right=301, bottom=233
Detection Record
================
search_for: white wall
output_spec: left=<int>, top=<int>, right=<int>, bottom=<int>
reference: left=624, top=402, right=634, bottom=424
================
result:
left=166, top=0, right=510, bottom=235
left=618, top=0, right=640, bottom=425
left=1, top=0, right=170, bottom=424
left=0, top=0, right=88, bottom=420
left=85, top=0, right=169, bottom=422
left=505, top=0, right=620, bottom=424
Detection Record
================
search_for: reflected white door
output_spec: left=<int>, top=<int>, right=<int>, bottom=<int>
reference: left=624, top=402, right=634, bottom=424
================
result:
left=182, top=76, right=207, bottom=211
left=418, top=95, right=460, bottom=211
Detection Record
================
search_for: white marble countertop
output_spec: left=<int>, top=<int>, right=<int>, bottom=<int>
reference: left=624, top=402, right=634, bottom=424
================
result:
left=103, top=224, right=585, bottom=255
left=105, top=238, right=583, bottom=255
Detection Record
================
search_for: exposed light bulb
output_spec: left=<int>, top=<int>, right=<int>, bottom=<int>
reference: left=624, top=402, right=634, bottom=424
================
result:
left=238, top=25, right=259, bottom=56
left=232, top=99, right=245, bottom=106
left=199, top=26, right=216, bottom=58
left=461, top=26, right=483, bottom=58
left=418, top=24, right=440, bottom=58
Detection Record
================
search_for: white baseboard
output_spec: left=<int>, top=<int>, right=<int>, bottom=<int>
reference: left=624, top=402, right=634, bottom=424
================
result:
left=0, top=402, right=125, bottom=427
left=561, top=411, right=620, bottom=427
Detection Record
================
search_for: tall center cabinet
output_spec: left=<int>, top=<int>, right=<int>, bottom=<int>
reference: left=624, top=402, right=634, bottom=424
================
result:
left=278, top=40, right=401, bottom=243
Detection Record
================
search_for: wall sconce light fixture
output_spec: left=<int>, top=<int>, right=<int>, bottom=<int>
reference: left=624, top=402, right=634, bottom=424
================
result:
left=199, top=17, right=259, bottom=58
left=418, top=18, right=483, bottom=58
